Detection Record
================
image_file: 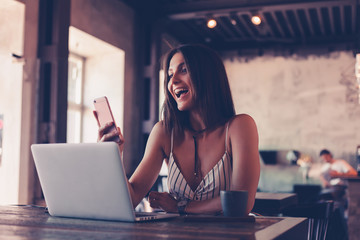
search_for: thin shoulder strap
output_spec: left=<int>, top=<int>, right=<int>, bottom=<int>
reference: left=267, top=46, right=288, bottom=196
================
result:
left=225, top=121, right=230, bottom=150
left=171, top=128, right=174, bottom=153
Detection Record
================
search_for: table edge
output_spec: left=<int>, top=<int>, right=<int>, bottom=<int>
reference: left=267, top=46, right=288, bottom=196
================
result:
left=254, top=217, right=307, bottom=240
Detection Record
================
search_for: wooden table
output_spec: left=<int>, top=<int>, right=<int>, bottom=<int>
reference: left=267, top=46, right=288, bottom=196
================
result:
left=0, top=205, right=307, bottom=240
left=253, top=192, right=298, bottom=216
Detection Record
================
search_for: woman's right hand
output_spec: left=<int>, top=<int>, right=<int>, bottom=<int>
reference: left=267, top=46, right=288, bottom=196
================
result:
left=93, top=111, right=125, bottom=154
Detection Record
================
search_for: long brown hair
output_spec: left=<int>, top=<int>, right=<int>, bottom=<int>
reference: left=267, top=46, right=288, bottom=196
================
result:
left=161, top=44, right=235, bottom=134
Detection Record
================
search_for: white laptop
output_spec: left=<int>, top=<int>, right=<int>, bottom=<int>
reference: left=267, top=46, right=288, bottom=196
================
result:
left=31, top=142, right=179, bottom=222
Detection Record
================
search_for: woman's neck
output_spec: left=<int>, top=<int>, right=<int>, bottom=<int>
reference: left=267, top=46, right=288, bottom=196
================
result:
left=189, top=112, right=206, bottom=132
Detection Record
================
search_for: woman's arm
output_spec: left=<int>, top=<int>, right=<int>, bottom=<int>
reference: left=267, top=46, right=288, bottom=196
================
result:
left=228, top=114, right=260, bottom=214
left=127, top=122, right=169, bottom=207
left=94, top=111, right=169, bottom=208
left=183, top=196, right=222, bottom=215
left=94, top=115, right=168, bottom=208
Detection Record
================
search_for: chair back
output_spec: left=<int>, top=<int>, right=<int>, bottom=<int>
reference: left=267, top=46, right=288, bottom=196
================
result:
left=283, top=200, right=334, bottom=240
left=293, top=184, right=322, bottom=204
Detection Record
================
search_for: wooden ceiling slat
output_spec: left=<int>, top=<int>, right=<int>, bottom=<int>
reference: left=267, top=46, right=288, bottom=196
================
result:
left=351, top=4, right=357, bottom=33
left=231, top=14, right=251, bottom=38
left=274, top=11, right=292, bottom=38
left=215, top=17, right=236, bottom=39
left=256, top=12, right=274, bottom=38
left=309, top=8, right=322, bottom=36
left=328, top=7, right=336, bottom=35
left=241, top=14, right=260, bottom=37
left=285, top=10, right=302, bottom=38
left=227, top=16, right=248, bottom=39
left=218, top=16, right=242, bottom=39
left=304, top=9, right=316, bottom=36
left=323, top=6, right=335, bottom=35
left=332, top=6, right=342, bottom=35
left=234, top=14, right=256, bottom=38
left=356, top=5, right=360, bottom=35
left=193, top=19, right=225, bottom=43
left=315, top=7, right=326, bottom=36
left=340, top=5, right=346, bottom=35
left=263, top=12, right=283, bottom=38
left=211, top=22, right=232, bottom=40
left=183, top=20, right=210, bottom=43
left=290, top=9, right=307, bottom=43
left=183, top=19, right=214, bottom=42
left=282, top=11, right=297, bottom=38
left=297, top=9, right=312, bottom=37
left=344, top=5, right=352, bottom=34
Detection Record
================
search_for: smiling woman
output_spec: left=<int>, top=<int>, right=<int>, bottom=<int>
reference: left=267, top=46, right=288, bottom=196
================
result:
left=167, top=54, right=193, bottom=111
left=96, top=44, right=260, bottom=215
left=163, top=45, right=235, bottom=134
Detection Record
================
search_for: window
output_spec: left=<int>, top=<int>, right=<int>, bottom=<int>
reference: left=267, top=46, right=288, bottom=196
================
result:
left=67, top=53, right=84, bottom=143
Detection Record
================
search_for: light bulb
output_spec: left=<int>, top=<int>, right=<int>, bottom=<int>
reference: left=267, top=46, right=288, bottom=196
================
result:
left=207, top=19, right=217, bottom=28
left=251, top=15, right=261, bottom=25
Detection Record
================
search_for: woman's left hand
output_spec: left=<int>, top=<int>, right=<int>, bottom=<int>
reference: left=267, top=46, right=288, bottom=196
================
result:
left=148, top=192, right=178, bottom=213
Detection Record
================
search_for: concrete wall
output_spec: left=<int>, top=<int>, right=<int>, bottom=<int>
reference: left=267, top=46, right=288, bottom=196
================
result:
left=0, top=1, right=24, bottom=205
left=224, top=51, right=360, bottom=166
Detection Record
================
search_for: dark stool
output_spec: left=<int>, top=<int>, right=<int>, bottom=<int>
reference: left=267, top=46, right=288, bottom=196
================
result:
left=283, top=200, right=334, bottom=240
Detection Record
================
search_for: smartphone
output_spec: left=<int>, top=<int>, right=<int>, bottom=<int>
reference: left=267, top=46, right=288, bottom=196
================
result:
left=93, top=96, right=121, bottom=142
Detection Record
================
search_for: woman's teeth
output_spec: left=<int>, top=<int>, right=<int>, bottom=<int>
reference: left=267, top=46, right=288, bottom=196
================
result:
left=175, top=89, right=188, bottom=98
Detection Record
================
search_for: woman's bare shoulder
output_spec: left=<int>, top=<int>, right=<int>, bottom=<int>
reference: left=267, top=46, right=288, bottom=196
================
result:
left=229, top=114, right=257, bottom=131
left=151, top=121, right=170, bottom=138
left=227, top=114, right=258, bottom=149
left=150, top=121, right=171, bottom=155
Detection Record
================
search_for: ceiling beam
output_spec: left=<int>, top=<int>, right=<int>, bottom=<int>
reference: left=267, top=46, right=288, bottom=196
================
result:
left=165, top=0, right=355, bottom=18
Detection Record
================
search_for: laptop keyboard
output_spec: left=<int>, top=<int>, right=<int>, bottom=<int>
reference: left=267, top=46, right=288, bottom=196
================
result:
left=135, top=212, right=160, bottom=217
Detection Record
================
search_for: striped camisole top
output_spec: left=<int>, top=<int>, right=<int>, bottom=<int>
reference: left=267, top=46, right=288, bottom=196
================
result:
left=167, top=123, right=232, bottom=201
